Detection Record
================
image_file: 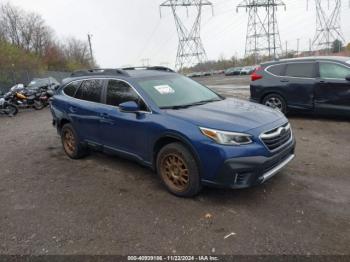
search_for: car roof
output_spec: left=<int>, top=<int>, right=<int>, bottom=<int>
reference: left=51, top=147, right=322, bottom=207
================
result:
left=262, top=56, right=350, bottom=66
left=62, top=67, right=176, bottom=84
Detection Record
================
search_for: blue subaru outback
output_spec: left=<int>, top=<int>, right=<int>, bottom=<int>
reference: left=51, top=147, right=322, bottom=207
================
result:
left=50, top=67, right=295, bottom=197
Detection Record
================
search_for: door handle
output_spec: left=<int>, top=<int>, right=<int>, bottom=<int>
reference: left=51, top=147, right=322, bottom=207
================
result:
left=100, top=113, right=109, bottom=118
left=99, top=113, right=114, bottom=125
left=280, top=79, right=289, bottom=83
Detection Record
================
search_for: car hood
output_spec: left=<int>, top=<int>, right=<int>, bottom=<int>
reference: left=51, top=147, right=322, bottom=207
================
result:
left=164, top=98, right=286, bottom=133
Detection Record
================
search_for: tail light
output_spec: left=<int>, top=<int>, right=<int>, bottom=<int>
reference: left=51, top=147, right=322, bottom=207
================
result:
left=251, top=66, right=263, bottom=81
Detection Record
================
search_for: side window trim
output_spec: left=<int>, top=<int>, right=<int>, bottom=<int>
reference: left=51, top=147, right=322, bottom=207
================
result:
left=61, top=78, right=152, bottom=114
left=318, top=61, right=350, bottom=80
left=265, top=63, right=286, bottom=77
left=62, top=78, right=106, bottom=104
left=265, top=62, right=317, bottom=79
left=106, top=78, right=152, bottom=114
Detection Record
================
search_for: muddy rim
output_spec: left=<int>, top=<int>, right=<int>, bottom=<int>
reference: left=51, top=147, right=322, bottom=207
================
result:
left=63, top=128, right=76, bottom=156
left=161, top=153, right=190, bottom=192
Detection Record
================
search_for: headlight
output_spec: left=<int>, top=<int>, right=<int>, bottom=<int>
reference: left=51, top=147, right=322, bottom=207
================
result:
left=199, top=127, right=253, bottom=145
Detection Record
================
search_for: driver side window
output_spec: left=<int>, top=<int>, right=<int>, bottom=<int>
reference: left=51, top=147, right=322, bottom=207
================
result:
left=319, top=63, right=350, bottom=79
left=106, top=80, right=148, bottom=111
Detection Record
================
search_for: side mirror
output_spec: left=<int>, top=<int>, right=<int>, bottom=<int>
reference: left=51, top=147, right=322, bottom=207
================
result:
left=345, top=75, right=350, bottom=81
left=119, top=101, right=140, bottom=113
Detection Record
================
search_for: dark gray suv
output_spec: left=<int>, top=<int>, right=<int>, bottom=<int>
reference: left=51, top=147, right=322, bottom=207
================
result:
left=250, top=56, right=350, bottom=116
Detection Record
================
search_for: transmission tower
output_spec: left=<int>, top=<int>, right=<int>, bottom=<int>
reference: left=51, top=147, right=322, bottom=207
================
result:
left=237, top=0, right=286, bottom=62
left=160, top=0, right=213, bottom=71
left=310, top=0, right=345, bottom=52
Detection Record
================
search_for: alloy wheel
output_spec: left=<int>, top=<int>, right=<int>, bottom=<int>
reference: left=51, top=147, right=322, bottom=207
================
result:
left=265, top=96, right=283, bottom=111
left=160, top=153, right=190, bottom=192
left=63, top=128, right=76, bottom=156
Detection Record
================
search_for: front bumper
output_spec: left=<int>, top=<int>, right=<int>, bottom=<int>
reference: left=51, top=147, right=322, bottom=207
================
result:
left=249, top=97, right=259, bottom=103
left=202, top=139, right=296, bottom=189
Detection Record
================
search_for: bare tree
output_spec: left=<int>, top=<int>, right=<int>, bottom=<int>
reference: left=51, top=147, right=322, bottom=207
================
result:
left=0, top=2, right=94, bottom=71
left=64, top=37, right=90, bottom=65
left=0, top=3, right=23, bottom=46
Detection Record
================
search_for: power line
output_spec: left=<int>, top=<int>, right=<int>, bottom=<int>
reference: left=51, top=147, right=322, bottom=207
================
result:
left=237, top=0, right=286, bottom=63
left=160, top=0, right=213, bottom=71
left=309, top=0, right=346, bottom=52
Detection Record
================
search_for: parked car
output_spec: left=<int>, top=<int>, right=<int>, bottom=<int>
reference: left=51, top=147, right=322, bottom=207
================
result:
left=186, top=72, right=202, bottom=78
left=50, top=66, right=295, bottom=197
left=225, top=67, right=242, bottom=76
left=241, top=66, right=256, bottom=75
left=250, top=56, right=350, bottom=116
left=27, top=77, right=60, bottom=91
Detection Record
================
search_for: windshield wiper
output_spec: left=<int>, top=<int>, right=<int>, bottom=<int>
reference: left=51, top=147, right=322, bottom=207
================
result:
left=161, top=98, right=222, bottom=110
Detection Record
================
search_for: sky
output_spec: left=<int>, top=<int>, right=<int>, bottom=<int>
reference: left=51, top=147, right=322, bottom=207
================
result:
left=5, top=0, right=350, bottom=68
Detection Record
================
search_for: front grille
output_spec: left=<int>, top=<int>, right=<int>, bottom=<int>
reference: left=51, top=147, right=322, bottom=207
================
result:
left=261, top=123, right=292, bottom=151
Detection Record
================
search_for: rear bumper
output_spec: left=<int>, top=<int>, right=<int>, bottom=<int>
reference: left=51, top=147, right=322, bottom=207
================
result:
left=202, top=139, right=296, bottom=189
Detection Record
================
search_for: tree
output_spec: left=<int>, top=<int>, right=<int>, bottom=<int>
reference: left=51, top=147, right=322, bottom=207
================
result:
left=0, top=2, right=95, bottom=72
left=332, top=39, right=343, bottom=53
left=346, top=43, right=350, bottom=52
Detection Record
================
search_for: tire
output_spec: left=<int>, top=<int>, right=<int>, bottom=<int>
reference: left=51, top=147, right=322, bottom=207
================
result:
left=61, top=123, right=88, bottom=159
left=262, top=93, right=287, bottom=114
left=4, top=104, right=18, bottom=117
left=156, top=142, right=201, bottom=197
left=33, top=100, right=44, bottom=110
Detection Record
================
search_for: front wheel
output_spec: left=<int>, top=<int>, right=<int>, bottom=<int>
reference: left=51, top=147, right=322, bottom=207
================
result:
left=262, top=94, right=287, bottom=114
left=4, top=104, right=18, bottom=117
left=157, top=142, right=201, bottom=197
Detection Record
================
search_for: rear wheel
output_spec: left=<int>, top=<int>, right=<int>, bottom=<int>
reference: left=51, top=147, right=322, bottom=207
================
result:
left=262, top=93, right=287, bottom=114
left=157, top=142, right=201, bottom=197
left=61, top=123, right=88, bottom=159
left=33, top=100, right=44, bottom=110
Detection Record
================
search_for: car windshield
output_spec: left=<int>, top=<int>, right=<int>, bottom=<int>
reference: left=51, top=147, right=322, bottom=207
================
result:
left=136, top=75, right=222, bottom=109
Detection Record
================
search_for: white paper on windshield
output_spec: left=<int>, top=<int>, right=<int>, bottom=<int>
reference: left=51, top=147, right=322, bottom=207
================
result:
left=154, top=85, right=175, bottom=95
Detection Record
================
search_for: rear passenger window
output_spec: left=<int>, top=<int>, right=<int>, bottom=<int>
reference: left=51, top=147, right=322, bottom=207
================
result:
left=266, top=64, right=285, bottom=76
left=285, top=63, right=315, bottom=78
left=75, top=79, right=103, bottom=103
left=106, top=80, right=147, bottom=111
left=64, top=81, right=81, bottom=97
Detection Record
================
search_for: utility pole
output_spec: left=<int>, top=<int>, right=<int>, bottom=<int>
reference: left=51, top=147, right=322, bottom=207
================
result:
left=141, top=58, right=151, bottom=67
left=285, top=41, right=288, bottom=57
left=237, top=0, right=286, bottom=62
left=160, top=0, right=213, bottom=72
left=297, top=38, right=300, bottom=55
left=87, top=34, right=94, bottom=66
left=308, top=0, right=346, bottom=53
left=309, top=38, right=312, bottom=53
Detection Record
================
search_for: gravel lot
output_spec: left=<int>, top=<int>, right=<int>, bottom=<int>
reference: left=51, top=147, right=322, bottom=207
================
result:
left=0, top=75, right=349, bottom=255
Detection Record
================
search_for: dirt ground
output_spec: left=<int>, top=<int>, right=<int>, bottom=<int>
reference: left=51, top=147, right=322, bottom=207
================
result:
left=0, top=75, right=349, bottom=255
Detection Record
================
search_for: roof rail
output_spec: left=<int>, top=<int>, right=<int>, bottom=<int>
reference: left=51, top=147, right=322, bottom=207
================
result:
left=122, top=66, right=175, bottom=73
left=70, top=68, right=130, bottom=77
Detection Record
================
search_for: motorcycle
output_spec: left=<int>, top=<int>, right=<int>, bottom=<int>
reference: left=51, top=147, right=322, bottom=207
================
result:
left=36, top=86, right=55, bottom=107
left=8, top=84, right=45, bottom=110
left=0, top=92, right=18, bottom=117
